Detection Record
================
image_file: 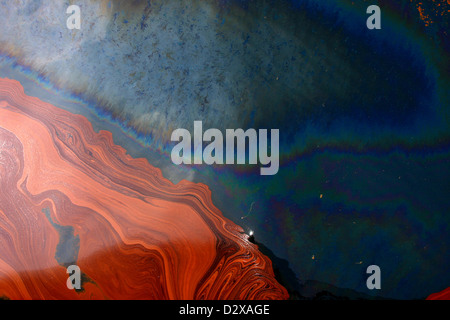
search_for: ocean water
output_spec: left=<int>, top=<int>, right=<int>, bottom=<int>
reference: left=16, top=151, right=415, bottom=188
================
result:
left=0, top=0, right=449, bottom=299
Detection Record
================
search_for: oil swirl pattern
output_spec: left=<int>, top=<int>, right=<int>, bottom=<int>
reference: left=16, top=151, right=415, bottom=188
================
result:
left=0, top=78, right=288, bottom=300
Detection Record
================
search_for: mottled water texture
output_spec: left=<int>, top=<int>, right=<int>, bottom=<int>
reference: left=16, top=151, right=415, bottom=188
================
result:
left=0, top=0, right=449, bottom=299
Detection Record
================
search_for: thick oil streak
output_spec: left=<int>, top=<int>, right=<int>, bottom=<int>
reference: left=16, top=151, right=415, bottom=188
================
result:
left=0, top=78, right=288, bottom=300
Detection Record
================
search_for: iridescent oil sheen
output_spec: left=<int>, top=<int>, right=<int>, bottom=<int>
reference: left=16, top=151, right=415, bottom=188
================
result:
left=0, top=0, right=448, bottom=299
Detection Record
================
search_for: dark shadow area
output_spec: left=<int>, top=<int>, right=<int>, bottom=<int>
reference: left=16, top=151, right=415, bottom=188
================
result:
left=253, top=237, right=394, bottom=300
